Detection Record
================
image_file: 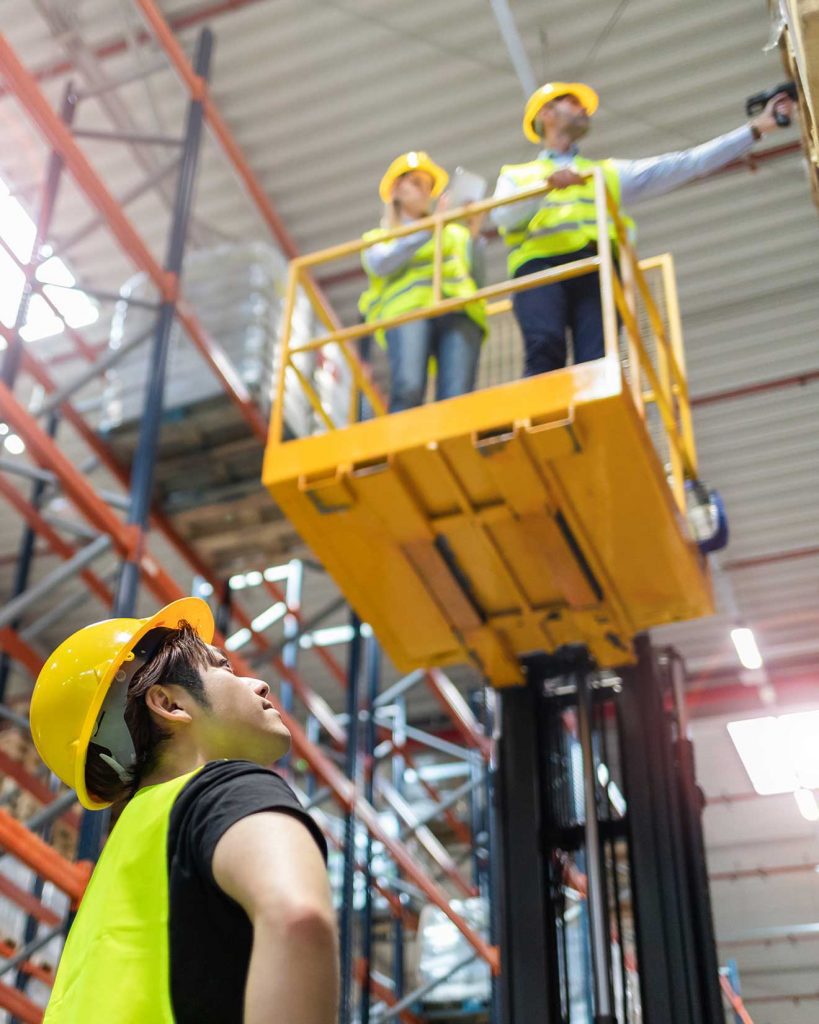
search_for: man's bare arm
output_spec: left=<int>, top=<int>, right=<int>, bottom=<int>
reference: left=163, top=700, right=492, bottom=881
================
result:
left=213, top=811, right=338, bottom=1024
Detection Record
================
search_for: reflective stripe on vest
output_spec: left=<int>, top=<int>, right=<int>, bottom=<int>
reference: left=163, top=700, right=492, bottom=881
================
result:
left=359, top=222, right=486, bottom=344
left=498, top=156, right=632, bottom=276
left=43, top=770, right=201, bottom=1023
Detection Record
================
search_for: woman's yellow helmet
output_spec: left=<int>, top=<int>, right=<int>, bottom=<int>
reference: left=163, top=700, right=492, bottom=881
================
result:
left=378, top=151, right=449, bottom=204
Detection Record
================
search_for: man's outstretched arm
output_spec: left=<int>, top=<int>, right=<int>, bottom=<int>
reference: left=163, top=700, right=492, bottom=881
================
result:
left=213, top=811, right=338, bottom=1024
left=616, top=92, right=795, bottom=204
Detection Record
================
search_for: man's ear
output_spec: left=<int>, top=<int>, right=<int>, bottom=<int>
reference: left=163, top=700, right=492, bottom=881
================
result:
left=145, top=684, right=195, bottom=726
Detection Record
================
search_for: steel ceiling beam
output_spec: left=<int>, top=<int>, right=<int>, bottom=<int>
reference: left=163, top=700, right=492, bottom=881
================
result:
left=0, top=0, right=266, bottom=98
left=134, top=0, right=343, bottom=331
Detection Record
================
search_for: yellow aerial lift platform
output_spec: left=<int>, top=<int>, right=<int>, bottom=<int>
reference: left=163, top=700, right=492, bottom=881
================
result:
left=263, top=171, right=713, bottom=686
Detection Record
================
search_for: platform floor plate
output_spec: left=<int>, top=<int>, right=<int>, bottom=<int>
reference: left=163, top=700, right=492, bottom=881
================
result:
left=264, top=358, right=713, bottom=686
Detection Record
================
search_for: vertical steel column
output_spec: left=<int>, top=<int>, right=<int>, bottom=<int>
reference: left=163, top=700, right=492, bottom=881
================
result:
left=359, top=633, right=380, bottom=1024
left=670, top=653, right=725, bottom=1024
left=338, top=611, right=363, bottom=1024
left=653, top=655, right=706, bottom=1021
left=575, top=662, right=616, bottom=1024
left=618, top=635, right=687, bottom=1024
left=618, top=640, right=724, bottom=1024
left=535, top=656, right=581, bottom=1023
left=391, top=695, right=407, bottom=1000
left=482, top=689, right=503, bottom=1024
left=0, top=82, right=74, bottom=698
left=305, top=715, right=320, bottom=799
left=468, top=691, right=489, bottom=895
left=279, top=559, right=302, bottom=774
left=497, top=674, right=557, bottom=1022
left=1, top=83, right=76, bottom=388
left=113, top=28, right=213, bottom=614
left=76, top=29, right=213, bottom=864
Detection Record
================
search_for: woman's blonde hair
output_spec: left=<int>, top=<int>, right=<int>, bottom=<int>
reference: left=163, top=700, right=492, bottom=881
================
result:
left=381, top=199, right=401, bottom=230
left=381, top=171, right=435, bottom=228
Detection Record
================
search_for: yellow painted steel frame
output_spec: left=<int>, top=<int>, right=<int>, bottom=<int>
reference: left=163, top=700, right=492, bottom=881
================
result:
left=264, top=169, right=712, bottom=686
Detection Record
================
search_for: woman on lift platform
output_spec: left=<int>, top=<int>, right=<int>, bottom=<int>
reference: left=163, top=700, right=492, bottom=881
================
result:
left=359, top=151, right=487, bottom=412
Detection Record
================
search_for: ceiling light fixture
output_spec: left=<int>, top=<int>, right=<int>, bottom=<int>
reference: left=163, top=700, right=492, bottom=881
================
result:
left=794, top=788, right=819, bottom=823
left=728, top=711, right=819, bottom=795
left=730, top=626, right=763, bottom=670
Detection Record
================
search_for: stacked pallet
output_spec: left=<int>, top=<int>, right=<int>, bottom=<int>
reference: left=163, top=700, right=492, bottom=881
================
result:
left=776, top=0, right=819, bottom=208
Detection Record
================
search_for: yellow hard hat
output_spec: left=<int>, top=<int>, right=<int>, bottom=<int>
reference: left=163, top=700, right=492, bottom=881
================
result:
left=522, top=81, right=600, bottom=143
left=378, top=151, right=449, bottom=204
left=30, top=598, right=215, bottom=810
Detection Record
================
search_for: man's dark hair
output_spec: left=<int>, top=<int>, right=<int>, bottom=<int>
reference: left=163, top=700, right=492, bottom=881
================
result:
left=85, top=622, right=219, bottom=804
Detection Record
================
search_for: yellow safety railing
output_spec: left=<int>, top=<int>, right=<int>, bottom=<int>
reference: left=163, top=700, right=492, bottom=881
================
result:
left=270, top=167, right=697, bottom=513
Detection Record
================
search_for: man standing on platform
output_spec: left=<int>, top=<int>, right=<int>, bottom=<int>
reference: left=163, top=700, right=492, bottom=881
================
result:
left=491, top=81, right=795, bottom=376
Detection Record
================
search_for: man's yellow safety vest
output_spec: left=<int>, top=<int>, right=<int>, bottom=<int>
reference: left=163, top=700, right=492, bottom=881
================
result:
left=43, top=770, right=198, bottom=1023
left=497, top=156, right=633, bottom=276
left=359, top=221, right=487, bottom=346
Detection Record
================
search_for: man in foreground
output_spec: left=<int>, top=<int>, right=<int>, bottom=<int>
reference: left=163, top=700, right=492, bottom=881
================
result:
left=30, top=597, right=338, bottom=1024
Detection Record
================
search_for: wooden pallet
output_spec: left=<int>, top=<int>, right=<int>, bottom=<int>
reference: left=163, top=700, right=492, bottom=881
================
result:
left=778, top=0, right=819, bottom=210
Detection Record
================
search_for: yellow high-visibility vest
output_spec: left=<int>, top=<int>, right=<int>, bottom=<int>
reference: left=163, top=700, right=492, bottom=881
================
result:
left=359, top=221, right=486, bottom=346
left=43, top=770, right=199, bottom=1023
left=497, top=156, right=634, bottom=276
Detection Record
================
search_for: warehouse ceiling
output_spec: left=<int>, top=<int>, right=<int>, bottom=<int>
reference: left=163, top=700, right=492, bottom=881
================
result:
left=0, top=1, right=817, bottom=1018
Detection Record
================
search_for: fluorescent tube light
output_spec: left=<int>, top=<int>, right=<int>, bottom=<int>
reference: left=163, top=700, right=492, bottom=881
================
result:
left=728, top=711, right=819, bottom=795
left=794, top=788, right=819, bottom=822
left=251, top=602, right=286, bottom=632
left=730, top=627, right=763, bottom=670
left=225, top=628, right=251, bottom=651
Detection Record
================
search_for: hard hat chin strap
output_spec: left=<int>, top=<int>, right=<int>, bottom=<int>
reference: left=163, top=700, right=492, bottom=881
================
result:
left=91, top=627, right=170, bottom=780
left=92, top=626, right=166, bottom=778
left=92, top=669, right=139, bottom=778
left=98, top=751, right=131, bottom=783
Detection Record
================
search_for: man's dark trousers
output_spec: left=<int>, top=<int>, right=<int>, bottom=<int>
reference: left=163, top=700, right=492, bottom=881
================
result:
left=512, top=246, right=607, bottom=376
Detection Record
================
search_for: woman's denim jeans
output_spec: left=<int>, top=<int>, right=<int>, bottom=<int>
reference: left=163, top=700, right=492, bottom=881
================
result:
left=385, top=312, right=483, bottom=412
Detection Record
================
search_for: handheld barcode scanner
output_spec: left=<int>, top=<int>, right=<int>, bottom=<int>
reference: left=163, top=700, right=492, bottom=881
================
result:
left=745, top=81, right=798, bottom=127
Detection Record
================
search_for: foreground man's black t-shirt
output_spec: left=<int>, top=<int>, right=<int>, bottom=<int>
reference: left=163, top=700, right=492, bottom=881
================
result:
left=166, top=760, right=328, bottom=1023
